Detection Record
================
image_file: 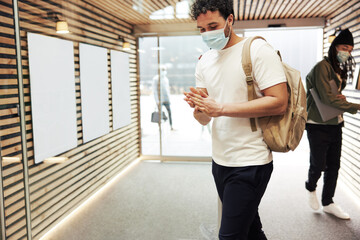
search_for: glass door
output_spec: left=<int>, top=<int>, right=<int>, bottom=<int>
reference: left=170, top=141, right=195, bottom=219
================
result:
left=139, top=35, right=212, bottom=157
left=158, top=35, right=211, bottom=157
left=139, top=37, right=160, bottom=156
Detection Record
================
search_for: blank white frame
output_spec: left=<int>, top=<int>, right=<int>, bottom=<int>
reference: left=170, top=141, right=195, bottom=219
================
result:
left=27, top=32, right=78, bottom=164
left=79, top=43, right=110, bottom=143
left=111, top=50, right=132, bottom=130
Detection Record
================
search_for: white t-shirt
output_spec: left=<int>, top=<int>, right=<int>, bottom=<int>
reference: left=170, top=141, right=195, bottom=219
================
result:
left=195, top=38, right=286, bottom=167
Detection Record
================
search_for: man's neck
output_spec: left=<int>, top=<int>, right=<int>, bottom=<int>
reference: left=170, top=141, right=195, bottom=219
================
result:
left=224, top=31, right=244, bottom=49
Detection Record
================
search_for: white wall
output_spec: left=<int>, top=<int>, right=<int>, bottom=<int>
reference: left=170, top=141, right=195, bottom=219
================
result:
left=244, top=27, right=323, bottom=82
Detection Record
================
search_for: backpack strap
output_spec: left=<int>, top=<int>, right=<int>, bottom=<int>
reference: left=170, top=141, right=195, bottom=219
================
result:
left=241, top=36, right=266, bottom=132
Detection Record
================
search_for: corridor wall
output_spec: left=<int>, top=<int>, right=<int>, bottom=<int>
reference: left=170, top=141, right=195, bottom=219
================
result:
left=0, top=0, right=27, bottom=239
left=0, top=0, right=140, bottom=239
left=324, top=0, right=360, bottom=200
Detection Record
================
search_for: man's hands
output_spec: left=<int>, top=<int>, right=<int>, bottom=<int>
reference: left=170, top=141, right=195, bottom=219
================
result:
left=183, top=87, right=223, bottom=117
left=184, top=82, right=288, bottom=122
left=184, top=87, right=213, bottom=125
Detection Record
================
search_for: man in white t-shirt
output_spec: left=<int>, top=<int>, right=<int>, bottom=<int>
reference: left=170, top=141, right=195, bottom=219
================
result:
left=184, top=0, right=288, bottom=239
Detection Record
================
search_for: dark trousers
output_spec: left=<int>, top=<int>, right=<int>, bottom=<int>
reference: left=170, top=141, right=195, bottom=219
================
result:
left=212, top=160, right=273, bottom=240
left=305, top=123, right=342, bottom=206
left=160, top=102, right=172, bottom=127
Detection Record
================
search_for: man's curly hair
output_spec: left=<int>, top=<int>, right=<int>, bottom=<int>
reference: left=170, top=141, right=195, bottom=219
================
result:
left=190, top=0, right=234, bottom=22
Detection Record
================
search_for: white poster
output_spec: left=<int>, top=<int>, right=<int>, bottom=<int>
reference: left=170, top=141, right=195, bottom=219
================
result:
left=111, top=50, right=132, bottom=130
left=79, top=43, right=110, bottom=143
left=27, top=33, right=77, bottom=164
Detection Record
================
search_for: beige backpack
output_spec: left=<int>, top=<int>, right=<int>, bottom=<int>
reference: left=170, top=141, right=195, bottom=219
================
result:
left=242, top=36, right=307, bottom=152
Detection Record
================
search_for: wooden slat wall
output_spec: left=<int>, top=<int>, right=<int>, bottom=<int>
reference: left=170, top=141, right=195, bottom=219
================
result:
left=232, top=0, right=350, bottom=21
left=0, top=0, right=28, bottom=239
left=0, top=0, right=140, bottom=239
left=323, top=0, right=360, bottom=200
left=82, top=0, right=352, bottom=25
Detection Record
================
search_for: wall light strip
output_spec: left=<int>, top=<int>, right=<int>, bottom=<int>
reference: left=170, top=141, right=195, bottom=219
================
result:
left=39, top=158, right=141, bottom=240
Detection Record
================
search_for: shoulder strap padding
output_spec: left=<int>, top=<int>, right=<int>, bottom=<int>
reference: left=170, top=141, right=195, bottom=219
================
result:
left=242, top=36, right=266, bottom=132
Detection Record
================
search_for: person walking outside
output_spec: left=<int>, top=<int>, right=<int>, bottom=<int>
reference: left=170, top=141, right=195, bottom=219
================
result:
left=153, top=65, right=174, bottom=130
left=305, top=28, right=360, bottom=219
left=184, top=0, right=288, bottom=239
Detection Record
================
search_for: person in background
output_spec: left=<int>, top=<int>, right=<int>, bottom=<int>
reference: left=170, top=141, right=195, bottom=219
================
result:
left=184, top=0, right=288, bottom=239
left=305, top=28, right=360, bottom=219
left=153, top=65, right=174, bottom=130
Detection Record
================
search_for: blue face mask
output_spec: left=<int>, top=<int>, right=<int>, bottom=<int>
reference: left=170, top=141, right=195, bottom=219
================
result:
left=336, top=51, right=350, bottom=63
left=201, top=20, right=230, bottom=50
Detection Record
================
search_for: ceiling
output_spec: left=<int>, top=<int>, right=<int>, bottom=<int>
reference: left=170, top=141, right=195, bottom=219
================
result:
left=81, top=0, right=351, bottom=26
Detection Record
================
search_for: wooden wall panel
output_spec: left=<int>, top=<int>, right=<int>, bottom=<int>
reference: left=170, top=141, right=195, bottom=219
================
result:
left=324, top=1, right=360, bottom=200
left=0, top=0, right=140, bottom=239
left=230, top=0, right=351, bottom=21
left=75, top=0, right=355, bottom=25
left=0, top=0, right=28, bottom=239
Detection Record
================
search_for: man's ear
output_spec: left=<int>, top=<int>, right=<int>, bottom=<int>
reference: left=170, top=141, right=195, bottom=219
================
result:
left=228, top=14, right=234, bottom=25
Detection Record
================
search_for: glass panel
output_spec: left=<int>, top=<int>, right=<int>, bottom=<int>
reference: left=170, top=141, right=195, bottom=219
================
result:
left=139, top=35, right=212, bottom=157
left=139, top=37, right=160, bottom=155
left=159, top=35, right=211, bottom=157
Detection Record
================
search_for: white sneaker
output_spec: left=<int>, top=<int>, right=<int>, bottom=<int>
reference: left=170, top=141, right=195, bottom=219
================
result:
left=199, top=223, right=218, bottom=240
left=307, top=190, right=319, bottom=210
left=323, top=203, right=350, bottom=220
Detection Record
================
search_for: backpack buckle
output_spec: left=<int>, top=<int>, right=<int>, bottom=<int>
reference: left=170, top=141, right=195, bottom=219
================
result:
left=246, top=76, right=253, bottom=85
